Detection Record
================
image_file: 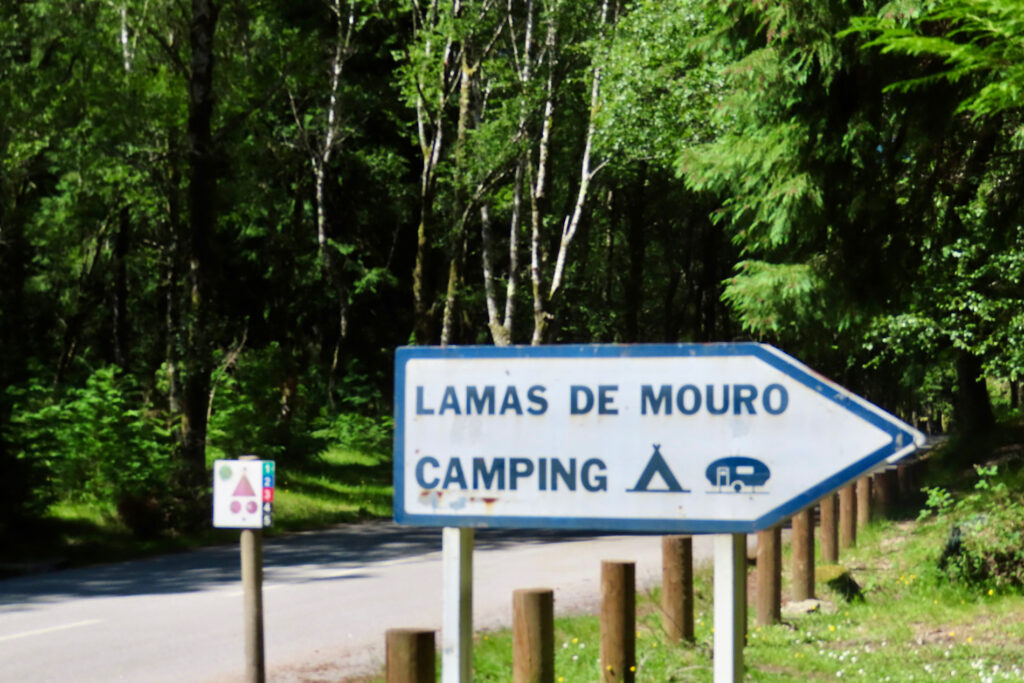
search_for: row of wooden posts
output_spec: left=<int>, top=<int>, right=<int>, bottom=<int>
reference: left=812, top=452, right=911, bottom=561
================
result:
left=385, top=461, right=922, bottom=682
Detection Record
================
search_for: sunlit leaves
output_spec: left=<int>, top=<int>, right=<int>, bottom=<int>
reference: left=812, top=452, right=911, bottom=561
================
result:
left=595, top=0, right=720, bottom=165
left=722, top=259, right=834, bottom=336
left=854, top=0, right=1024, bottom=120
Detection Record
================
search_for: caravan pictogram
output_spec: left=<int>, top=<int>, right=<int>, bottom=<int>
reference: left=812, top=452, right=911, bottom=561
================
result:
left=705, top=456, right=771, bottom=494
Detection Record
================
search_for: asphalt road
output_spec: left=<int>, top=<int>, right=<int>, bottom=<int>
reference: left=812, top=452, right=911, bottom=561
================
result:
left=0, top=522, right=717, bottom=682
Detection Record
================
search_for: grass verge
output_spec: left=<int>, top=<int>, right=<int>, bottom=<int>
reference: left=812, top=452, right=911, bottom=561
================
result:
left=1, top=447, right=392, bottom=575
left=365, top=455, right=1024, bottom=682
left=449, top=518, right=1024, bottom=682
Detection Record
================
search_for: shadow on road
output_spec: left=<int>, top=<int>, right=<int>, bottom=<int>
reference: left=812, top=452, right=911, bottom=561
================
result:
left=0, top=522, right=624, bottom=609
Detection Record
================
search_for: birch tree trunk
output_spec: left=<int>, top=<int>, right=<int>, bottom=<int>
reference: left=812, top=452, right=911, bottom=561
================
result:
left=528, top=0, right=609, bottom=346
left=479, top=0, right=534, bottom=347
left=440, top=43, right=474, bottom=346
left=527, top=6, right=557, bottom=346
left=410, top=0, right=457, bottom=344
left=301, top=0, right=356, bottom=389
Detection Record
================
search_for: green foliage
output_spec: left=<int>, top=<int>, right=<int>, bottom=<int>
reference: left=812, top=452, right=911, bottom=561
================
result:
left=206, top=345, right=392, bottom=466
left=311, top=412, right=394, bottom=458
left=6, top=0, right=1024, bottom=541
left=678, top=0, right=899, bottom=361
left=676, top=0, right=1024, bottom=430
left=921, top=465, right=1024, bottom=591
left=8, top=367, right=173, bottom=504
left=919, top=484, right=956, bottom=519
left=595, top=0, right=719, bottom=165
left=842, top=0, right=1024, bottom=390
left=722, top=259, right=835, bottom=336
left=207, top=345, right=316, bottom=463
left=853, top=0, right=1024, bottom=120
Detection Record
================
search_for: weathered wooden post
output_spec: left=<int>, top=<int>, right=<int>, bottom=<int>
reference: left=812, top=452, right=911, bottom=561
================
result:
left=232, top=455, right=270, bottom=683
left=601, top=561, right=635, bottom=683
left=240, top=526, right=264, bottom=683
left=513, top=589, right=554, bottom=683
left=386, top=629, right=436, bottom=683
left=755, top=526, right=781, bottom=625
left=661, top=536, right=694, bottom=642
left=872, top=470, right=894, bottom=519
left=856, top=476, right=872, bottom=529
left=791, top=508, right=815, bottom=601
left=820, top=493, right=839, bottom=563
left=897, top=460, right=915, bottom=496
left=839, top=484, right=857, bottom=549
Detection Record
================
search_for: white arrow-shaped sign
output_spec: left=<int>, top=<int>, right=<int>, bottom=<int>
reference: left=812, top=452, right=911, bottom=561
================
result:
left=394, top=343, right=924, bottom=533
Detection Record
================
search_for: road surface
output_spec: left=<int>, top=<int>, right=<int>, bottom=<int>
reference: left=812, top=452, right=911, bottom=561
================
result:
left=0, top=522, right=719, bottom=682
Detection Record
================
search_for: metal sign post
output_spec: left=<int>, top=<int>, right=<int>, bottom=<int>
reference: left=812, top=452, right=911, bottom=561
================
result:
left=713, top=534, right=746, bottom=682
left=393, top=343, right=924, bottom=682
left=442, top=527, right=473, bottom=683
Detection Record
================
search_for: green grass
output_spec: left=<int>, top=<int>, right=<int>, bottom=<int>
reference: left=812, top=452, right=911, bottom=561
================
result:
left=739, top=516, right=1024, bottom=682
left=378, top=458, right=1024, bottom=683
left=2, top=446, right=393, bottom=575
left=440, top=515, right=1024, bottom=682
left=271, top=447, right=392, bottom=531
left=1, top=500, right=218, bottom=574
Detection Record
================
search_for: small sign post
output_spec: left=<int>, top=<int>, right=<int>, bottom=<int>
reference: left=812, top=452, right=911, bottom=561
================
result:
left=213, top=457, right=275, bottom=683
left=393, top=344, right=924, bottom=682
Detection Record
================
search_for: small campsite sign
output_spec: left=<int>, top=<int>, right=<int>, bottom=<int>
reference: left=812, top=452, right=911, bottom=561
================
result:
left=393, top=343, right=924, bottom=533
left=213, top=459, right=275, bottom=528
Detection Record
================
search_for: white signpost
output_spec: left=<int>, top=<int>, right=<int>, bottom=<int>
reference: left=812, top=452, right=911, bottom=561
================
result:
left=393, top=344, right=924, bottom=681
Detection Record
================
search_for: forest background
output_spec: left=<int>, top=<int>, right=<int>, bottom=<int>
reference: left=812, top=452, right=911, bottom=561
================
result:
left=3, top=0, right=1023, bottom=543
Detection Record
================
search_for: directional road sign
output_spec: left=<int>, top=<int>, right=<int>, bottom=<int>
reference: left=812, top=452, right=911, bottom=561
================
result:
left=393, top=343, right=924, bottom=533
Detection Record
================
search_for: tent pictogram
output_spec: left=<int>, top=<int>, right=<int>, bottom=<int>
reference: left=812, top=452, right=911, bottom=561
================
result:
left=628, top=444, right=690, bottom=493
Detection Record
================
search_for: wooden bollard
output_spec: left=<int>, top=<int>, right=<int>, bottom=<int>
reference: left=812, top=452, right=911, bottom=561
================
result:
left=820, top=493, right=839, bottom=563
left=755, top=526, right=781, bottom=625
left=240, top=528, right=265, bottom=683
left=897, top=461, right=915, bottom=496
left=872, top=469, right=896, bottom=519
left=513, top=589, right=554, bottom=683
left=661, top=536, right=694, bottom=642
left=791, top=508, right=815, bottom=601
left=885, top=469, right=899, bottom=510
left=601, top=561, right=635, bottom=683
left=856, top=476, right=872, bottom=529
left=839, top=484, right=857, bottom=549
left=238, top=455, right=265, bottom=683
left=386, top=629, right=435, bottom=683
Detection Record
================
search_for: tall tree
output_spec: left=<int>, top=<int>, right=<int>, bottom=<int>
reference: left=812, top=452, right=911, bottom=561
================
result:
left=681, top=0, right=1009, bottom=430
left=845, top=0, right=1024, bottom=430
left=175, top=0, right=219, bottom=492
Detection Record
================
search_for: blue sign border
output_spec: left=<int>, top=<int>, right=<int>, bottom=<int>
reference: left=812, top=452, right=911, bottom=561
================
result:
left=393, top=343, right=921, bottom=534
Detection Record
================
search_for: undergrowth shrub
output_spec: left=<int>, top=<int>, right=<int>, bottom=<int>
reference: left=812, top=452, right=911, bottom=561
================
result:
left=311, top=411, right=393, bottom=457
left=8, top=367, right=174, bottom=536
left=206, top=344, right=321, bottom=463
left=206, top=345, right=392, bottom=463
left=921, top=465, right=1024, bottom=591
